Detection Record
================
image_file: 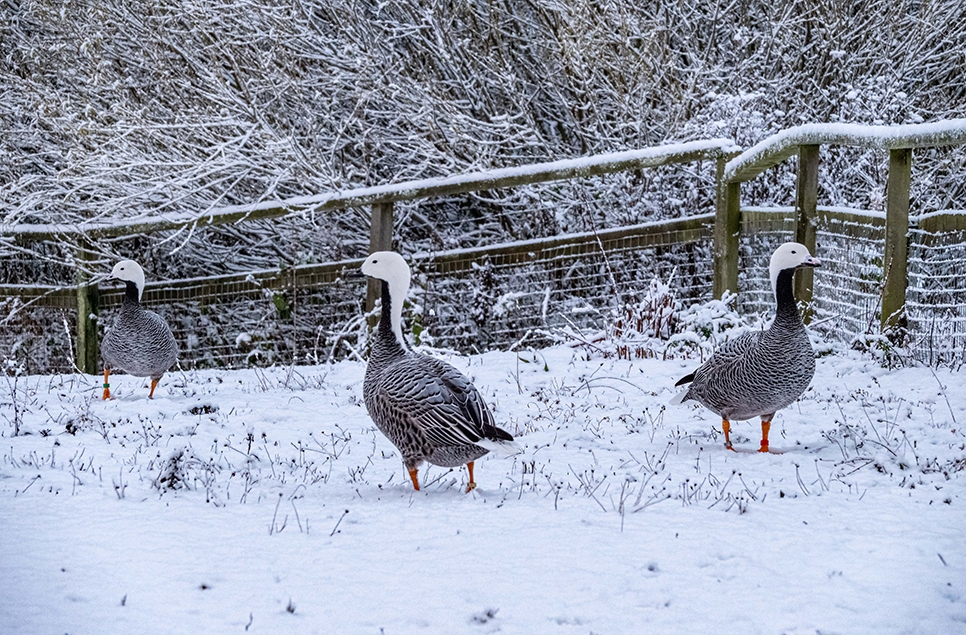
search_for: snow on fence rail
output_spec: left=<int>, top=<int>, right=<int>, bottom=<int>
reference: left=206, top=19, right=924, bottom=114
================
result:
left=0, top=139, right=735, bottom=242
left=2, top=122, right=966, bottom=373
left=723, top=120, right=966, bottom=182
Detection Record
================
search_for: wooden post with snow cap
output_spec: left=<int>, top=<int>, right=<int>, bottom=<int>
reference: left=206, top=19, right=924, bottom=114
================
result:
left=881, top=148, right=912, bottom=336
left=366, top=202, right=395, bottom=321
left=713, top=154, right=741, bottom=300
left=794, top=145, right=820, bottom=322
left=74, top=239, right=100, bottom=374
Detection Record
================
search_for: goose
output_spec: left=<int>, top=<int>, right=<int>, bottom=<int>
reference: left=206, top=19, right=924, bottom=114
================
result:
left=100, top=260, right=178, bottom=400
left=359, top=251, right=516, bottom=492
left=670, top=242, right=821, bottom=452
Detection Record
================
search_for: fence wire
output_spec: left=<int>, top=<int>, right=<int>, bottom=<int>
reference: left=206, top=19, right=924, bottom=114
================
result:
left=739, top=207, right=887, bottom=338
left=908, top=224, right=966, bottom=367
left=3, top=207, right=966, bottom=374
left=0, top=218, right=716, bottom=374
left=416, top=224, right=714, bottom=353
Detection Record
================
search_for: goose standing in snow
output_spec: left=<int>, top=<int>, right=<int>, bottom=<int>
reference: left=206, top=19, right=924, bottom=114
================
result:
left=670, top=242, right=821, bottom=452
left=359, top=251, right=516, bottom=492
left=101, top=260, right=178, bottom=400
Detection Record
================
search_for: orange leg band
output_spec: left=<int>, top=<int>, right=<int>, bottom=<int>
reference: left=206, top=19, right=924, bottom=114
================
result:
left=722, top=420, right=735, bottom=451
left=759, top=420, right=771, bottom=453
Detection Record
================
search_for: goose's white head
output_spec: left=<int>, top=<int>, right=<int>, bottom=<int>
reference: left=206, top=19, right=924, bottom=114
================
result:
left=108, top=259, right=146, bottom=301
left=360, top=251, right=411, bottom=346
left=361, top=251, right=411, bottom=292
left=769, top=242, right=821, bottom=294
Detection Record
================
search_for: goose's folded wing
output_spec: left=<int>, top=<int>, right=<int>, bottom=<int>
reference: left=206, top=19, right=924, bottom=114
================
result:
left=377, top=356, right=493, bottom=448
left=697, top=331, right=761, bottom=372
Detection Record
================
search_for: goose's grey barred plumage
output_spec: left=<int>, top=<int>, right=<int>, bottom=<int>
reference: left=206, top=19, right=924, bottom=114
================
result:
left=101, top=260, right=177, bottom=400
left=671, top=243, right=821, bottom=452
left=360, top=251, right=516, bottom=492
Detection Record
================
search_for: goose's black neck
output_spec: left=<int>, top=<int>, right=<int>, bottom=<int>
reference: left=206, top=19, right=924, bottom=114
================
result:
left=774, top=268, right=802, bottom=325
left=376, top=280, right=406, bottom=353
left=123, top=281, right=141, bottom=305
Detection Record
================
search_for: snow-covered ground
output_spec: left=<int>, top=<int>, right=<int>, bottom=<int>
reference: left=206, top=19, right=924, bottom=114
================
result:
left=1, top=346, right=964, bottom=634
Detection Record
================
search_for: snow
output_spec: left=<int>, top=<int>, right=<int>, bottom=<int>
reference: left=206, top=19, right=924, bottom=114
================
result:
left=913, top=209, right=966, bottom=222
left=725, top=119, right=966, bottom=182
left=742, top=205, right=888, bottom=221
left=1, top=346, right=964, bottom=634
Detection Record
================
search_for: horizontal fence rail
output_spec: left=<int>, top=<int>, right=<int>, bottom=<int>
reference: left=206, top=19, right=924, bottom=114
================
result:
left=724, top=120, right=966, bottom=182
left=2, top=121, right=966, bottom=374
left=1, top=140, right=735, bottom=242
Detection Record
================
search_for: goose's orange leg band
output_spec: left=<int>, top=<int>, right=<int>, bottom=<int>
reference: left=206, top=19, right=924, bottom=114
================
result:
left=759, top=421, right=771, bottom=453
left=722, top=419, right=735, bottom=451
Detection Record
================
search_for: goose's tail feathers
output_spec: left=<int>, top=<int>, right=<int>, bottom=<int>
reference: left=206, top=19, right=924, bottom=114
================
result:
left=669, top=388, right=691, bottom=406
left=478, top=424, right=521, bottom=455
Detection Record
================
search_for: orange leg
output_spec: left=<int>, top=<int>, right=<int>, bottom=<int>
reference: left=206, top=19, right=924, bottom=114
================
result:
left=408, top=467, right=420, bottom=491
left=465, top=461, right=477, bottom=493
left=759, top=420, right=771, bottom=453
left=722, top=419, right=735, bottom=451
left=148, top=378, right=159, bottom=399
left=102, top=368, right=111, bottom=400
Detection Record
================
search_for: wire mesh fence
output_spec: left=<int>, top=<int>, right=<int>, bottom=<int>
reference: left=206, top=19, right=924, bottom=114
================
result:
left=0, top=216, right=717, bottom=374
left=739, top=206, right=888, bottom=337
left=415, top=217, right=714, bottom=353
left=0, top=297, right=77, bottom=374
left=737, top=208, right=796, bottom=318
left=908, top=222, right=966, bottom=367
left=739, top=207, right=888, bottom=334
left=3, top=206, right=966, bottom=374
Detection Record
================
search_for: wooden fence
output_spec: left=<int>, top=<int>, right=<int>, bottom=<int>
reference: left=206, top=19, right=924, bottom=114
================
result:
left=2, top=121, right=966, bottom=372
left=719, top=121, right=966, bottom=330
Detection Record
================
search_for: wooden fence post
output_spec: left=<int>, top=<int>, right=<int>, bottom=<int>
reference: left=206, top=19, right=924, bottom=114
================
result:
left=794, top=145, right=820, bottom=321
left=713, top=155, right=740, bottom=299
left=75, top=240, right=100, bottom=374
left=881, top=147, right=912, bottom=335
left=366, top=202, right=395, bottom=319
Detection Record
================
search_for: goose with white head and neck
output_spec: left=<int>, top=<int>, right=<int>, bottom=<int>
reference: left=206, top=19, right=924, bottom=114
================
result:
left=100, top=260, right=178, bottom=400
left=670, top=242, right=821, bottom=452
left=360, top=251, right=516, bottom=492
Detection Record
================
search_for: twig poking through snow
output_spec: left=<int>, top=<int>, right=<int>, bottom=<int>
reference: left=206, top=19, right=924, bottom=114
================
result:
left=929, top=367, right=957, bottom=425
left=330, top=509, right=349, bottom=536
left=269, top=492, right=284, bottom=535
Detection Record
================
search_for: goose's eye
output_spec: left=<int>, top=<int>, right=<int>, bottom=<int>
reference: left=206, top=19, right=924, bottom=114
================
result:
left=791, top=250, right=797, bottom=254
